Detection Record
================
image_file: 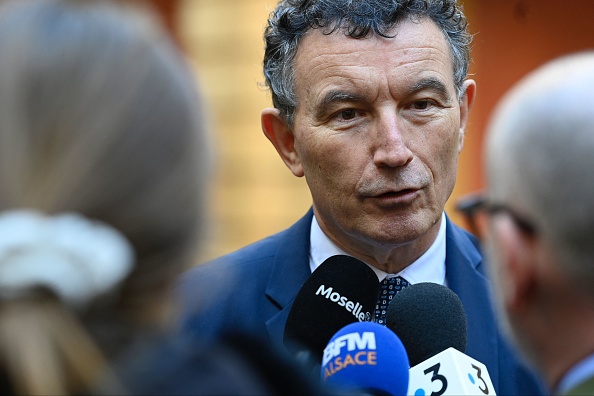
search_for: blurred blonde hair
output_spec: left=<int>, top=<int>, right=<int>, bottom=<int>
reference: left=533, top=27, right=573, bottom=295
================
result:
left=0, top=0, right=208, bottom=394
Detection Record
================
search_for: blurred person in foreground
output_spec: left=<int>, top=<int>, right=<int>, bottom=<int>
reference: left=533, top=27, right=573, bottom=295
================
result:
left=0, top=1, right=323, bottom=395
left=484, top=51, right=594, bottom=395
left=178, top=0, right=544, bottom=394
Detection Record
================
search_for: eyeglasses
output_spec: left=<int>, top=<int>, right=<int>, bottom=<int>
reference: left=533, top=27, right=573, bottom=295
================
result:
left=455, top=192, right=537, bottom=239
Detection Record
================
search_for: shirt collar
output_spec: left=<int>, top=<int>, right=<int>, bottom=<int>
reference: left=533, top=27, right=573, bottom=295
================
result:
left=309, top=212, right=447, bottom=286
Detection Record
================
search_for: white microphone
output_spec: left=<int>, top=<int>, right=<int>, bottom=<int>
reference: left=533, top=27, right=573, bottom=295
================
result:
left=385, top=283, right=497, bottom=396
left=408, top=347, right=495, bottom=395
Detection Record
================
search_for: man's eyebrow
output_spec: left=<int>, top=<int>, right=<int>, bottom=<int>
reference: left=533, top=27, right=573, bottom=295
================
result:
left=406, top=77, right=453, bottom=103
left=314, top=90, right=366, bottom=119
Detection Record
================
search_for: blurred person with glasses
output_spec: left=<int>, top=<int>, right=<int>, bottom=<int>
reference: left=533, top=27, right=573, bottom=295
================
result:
left=482, top=51, right=594, bottom=395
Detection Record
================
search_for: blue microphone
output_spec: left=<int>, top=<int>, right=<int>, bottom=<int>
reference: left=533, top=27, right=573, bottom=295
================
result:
left=321, top=321, right=410, bottom=396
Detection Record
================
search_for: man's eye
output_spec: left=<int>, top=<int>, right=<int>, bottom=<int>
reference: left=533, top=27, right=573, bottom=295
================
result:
left=338, top=109, right=357, bottom=120
left=412, top=101, right=431, bottom=110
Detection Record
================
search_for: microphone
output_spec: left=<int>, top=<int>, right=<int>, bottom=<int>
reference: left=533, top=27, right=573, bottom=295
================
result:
left=386, top=282, right=496, bottom=395
left=386, top=282, right=467, bottom=367
left=321, top=321, right=410, bottom=396
left=407, top=347, right=496, bottom=396
left=283, top=255, right=380, bottom=363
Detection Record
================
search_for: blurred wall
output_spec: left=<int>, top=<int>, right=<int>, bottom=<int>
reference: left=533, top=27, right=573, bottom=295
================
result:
left=177, top=0, right=312, bottom=262
left=454, top=0, right=594, bottom=230
left=171, top=0, right=594, bottom=262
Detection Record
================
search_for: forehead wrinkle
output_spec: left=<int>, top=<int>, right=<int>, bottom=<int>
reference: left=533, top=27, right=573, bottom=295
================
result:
left=295, top=49, right=365, bottom=96
left=339, top=48, right=454, bottom=105
left=295, top=20, right=457, bottom=116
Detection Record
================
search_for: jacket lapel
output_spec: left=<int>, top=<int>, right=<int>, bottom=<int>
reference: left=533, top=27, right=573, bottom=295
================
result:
left=265, top=209, right=314, bottom=347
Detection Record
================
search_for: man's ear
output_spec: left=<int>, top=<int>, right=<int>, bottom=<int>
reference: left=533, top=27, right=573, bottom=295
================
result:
left=494, top=215, right=537, bottom=313
left=457, top=79, right=477, bottom=153
left=261, top=108, right=304, bottom=177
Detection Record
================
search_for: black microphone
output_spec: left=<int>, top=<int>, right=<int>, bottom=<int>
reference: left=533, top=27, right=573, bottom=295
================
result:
left=386, top=282, right=467, bottom=367
left=284, top=255, right=380, bottom=364
left=387, top=282, right=496, bottom=395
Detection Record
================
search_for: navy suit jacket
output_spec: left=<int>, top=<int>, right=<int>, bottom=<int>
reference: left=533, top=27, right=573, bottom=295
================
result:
left=178, top=210, right=545, bottom=395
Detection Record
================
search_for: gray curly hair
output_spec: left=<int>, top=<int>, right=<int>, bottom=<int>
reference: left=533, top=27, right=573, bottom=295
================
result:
left=263, top=0, right=472, bottom=126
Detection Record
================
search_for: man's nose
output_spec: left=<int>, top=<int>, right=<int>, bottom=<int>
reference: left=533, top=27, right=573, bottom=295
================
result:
left=372, top=114, right=414, bottom=168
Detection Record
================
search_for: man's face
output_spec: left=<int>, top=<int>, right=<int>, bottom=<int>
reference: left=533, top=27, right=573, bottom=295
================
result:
left=287, top=18, right=473, bottom=253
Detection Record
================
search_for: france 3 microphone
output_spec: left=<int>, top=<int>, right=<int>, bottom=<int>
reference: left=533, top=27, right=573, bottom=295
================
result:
left=283, top=255, right=380, bottom=368
left=321, top=321, right=410, bottom=396
left=386, top=282, right=496, bottom=396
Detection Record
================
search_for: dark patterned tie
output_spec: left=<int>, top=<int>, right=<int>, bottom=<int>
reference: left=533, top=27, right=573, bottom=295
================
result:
left=374, top=276, right=410, bottom=325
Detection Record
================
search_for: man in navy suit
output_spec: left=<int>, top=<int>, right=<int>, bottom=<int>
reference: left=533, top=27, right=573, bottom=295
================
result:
left=179, top=0, right=545, bottom=394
